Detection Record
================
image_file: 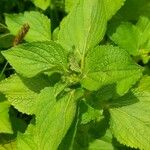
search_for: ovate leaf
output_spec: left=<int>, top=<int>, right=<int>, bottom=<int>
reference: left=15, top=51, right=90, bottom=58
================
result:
left=80, top=101, right=103, bottom=124
left=0, top=74, right=50, bottom=114
left=5, top=11, right=51, bottom=42
left=32, top=0, right=51, bottom=10
left=108, top=22, right=140, bottom=55
left=81, top=45, right=142, bottom=95
left=59, top=0, right=107, bottom=60
left=109, top=17, right=150, bottom=56
left=59, top=0, right=125, bottom=61
left=0, top=99, right=12, bottom=134
left=2, top=41, right=68, bottom=77
left=17, top=87, right=79, bottom=150
left=109, top=76, right=150, bottom=149
left=108, top=16, right=150, bottom=62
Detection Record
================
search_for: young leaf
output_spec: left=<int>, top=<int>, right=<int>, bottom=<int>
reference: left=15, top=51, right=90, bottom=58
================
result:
left=5, top=11, right=51, bottom=42
left=109, top=76, right=150, bottom=149
left=59, top=0, right=106, bottom=61
left=32, top=0, right=51, bottom=10
left=59, top=0, right=125, bottom=61
left=0, top=99, right=12, bottom=134
left=17, top=87, right=80, bottom=150
left=80, top=101, right=103, bottom=124
left=81, top=45, right=142, bottom=95
left=2, top=41, right=68, bottom=77
left=0, top=74, right=50, bottom=115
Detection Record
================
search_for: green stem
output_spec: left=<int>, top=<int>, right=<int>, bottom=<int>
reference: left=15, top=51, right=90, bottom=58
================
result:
left=81, top=56, right=85, bottom=72
left=0, top=61, right=8, bottom=78
left=0, top=22, right=7, bottom=29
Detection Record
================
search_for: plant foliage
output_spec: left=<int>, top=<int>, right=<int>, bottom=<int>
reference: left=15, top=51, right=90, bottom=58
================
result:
left=0, top=0, right=150, bottom=150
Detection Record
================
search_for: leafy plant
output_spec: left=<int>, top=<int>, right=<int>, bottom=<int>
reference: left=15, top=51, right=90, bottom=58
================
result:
left=0, top=0, right=150, bottom=150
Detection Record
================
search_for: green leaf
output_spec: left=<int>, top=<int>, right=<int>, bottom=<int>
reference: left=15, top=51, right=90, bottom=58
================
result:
left=58, top=107, right=79, bottom=150
left=0, top=33, right=14, bottom=49
left=109, top=76, right=150, bottom=149
left=0, top=97, right=12, bottom=134
left=89, top=139, right=115, bottom=150
left=137, top=16, right=150, bottom=50
left=89, top=130, right=116, bottom=150
left=9, top=108, right=28, bottom=134
left=73, top=116, right=110, bottom=149
left=0, top=23, right=8, bottom=33
left=109, top=16, right=150, bottom=52
left=32, top=0, right=51, bottom=10
left=0, top=108, right=27, bottom=150
left=65, top=0, right=76, bottom=12
left=81, top=45, right=142, bottom=95
left=59, top=0, right=125, bottom=61
left=104, top=0, right=125, bottom=20
left=109, top=22, right=140, bottom=56
left=52, top=27, right=59, bottom=41
left=0, top=23, right=14, bottom=49
left=0, top=134, right=16, bottom=150
left=118, top=0, right=150, bottom=21
left=0, top=52, right=4, bottom=64
left=2, top=41, right=68, bottom=77
left=58, top=0, right=107, bottom=61
left=108, top=16, right=150, bottom=62
left=96, top=84, right=119, bottom=103
left=17, top=87, right=79, bottom=150
left=5, top=11, right=51, bottom=42
left=136, top=16, right=150, bottom=63
left=0, top=74, right=50, bottom=114
left=0, top=73, right=5, bottom=82
left=80, top=101, right=103, bottom=124
left=68, top=54, right=81, bottom=73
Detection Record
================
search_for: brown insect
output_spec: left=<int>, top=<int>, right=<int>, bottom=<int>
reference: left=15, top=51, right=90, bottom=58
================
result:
left=13, top=23, right=30, bottom=46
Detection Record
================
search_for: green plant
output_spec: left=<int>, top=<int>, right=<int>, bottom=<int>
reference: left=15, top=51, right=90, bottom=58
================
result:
left=0, top=0, right=150, bottom=150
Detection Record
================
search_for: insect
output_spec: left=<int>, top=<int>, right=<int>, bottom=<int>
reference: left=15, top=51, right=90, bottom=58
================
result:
left=13, top=23, right=30, bottom=46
